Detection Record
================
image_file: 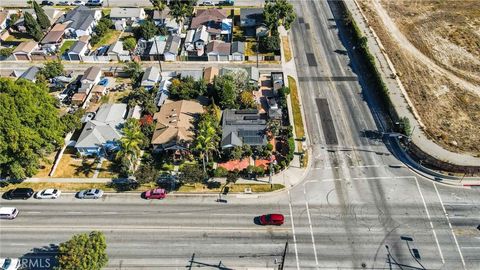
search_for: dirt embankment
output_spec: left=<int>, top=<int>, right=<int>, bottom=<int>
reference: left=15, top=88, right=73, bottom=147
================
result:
left=358, top=0, right=480, bottom=156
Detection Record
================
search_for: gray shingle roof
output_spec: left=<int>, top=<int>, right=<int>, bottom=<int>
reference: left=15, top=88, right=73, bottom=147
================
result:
left=18, top=66, right=40, bottom=82
left=59, top=6, right=96, bottom=31
left=164, top=35, right=181, bottom=55
left=231, top=41, right=244, bottom=54
left=69, top=40, right=88, bottom=54
left=110, top=8, right=144, bottom=19
left=141, top=66, right=160, bottom=85
left=221, top=109, right=267, bottom=148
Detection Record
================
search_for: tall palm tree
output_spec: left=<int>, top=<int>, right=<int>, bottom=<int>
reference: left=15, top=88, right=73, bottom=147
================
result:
left=193, top=116, right=220, bottom=172
left=117, top=119, right=144, bottom=173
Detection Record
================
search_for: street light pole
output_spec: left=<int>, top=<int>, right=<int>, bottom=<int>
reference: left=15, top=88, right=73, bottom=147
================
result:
left=153, top=37, right=163, bottom=73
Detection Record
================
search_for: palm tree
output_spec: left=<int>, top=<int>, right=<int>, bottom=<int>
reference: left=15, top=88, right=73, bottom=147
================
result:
left=193, top=115, right=220, bottom=172
left=151, top=0, right=167, bottom=12
left=117, top=119, right=144, bottom=173
left=169, top=1, right=193, bottom=25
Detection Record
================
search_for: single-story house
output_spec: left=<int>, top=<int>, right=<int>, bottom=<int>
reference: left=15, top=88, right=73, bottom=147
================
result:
left=0, top=11, right=9, bottom=30
left=67, top=40, right=89, bottom=60
left=220, top=67, right=258, bottom=84
left=206, top=40, right=231, bottom=62
left=164, top=35, right=181, bottom=61
left=107, top=40, right=129, bottom=61
left=155, top=79, right=171, bottom=107
left=148, top=37, right=166, bottom=60
left=140, top=66, right=160, bottom=89
left=184, top=29, right=195, bottom=52
left=203, top=66, right=219, bottom=84
left=246, top=66, right=260, bottom=84
left=12, top=40, right=39, bottom=61
left=190, top=9, right=231, bottom=39
left=153, top=8, right=181, bottom=34
left=18, top=66, right=40, bottom=82
left=271, top=71, right=284, bottom=95
left=193, top=25, right=209, bottom=50
left=110, top=8, right=145, bottom=29
left=40, top=23, right=68, bottom=46
left=267, top=98, right=282, bottom=120
left=58, top=6, right=102, bottom=38
left=82, top=66, right=102, bottom=85
left=151, top=100, right=203, bottom=151
left=153, top=7, right=169, bottom=25
left=231, top=41, right=245, bottom=61
left=75, top=103, right=128, bottom=156
left=20, top=7, right=64, bottom=25
left=240, top=8, right=264, bottom=27
left=221, top=109, right=267, bottom=148
left=179, top=70, right=204, bottom=81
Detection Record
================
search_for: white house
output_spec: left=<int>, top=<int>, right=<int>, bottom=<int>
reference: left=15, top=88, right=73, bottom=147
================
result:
left=58, top=6, right=102, bottom=38
left=193, top=25, right=209, bottom=51
left=107, top=40, right=129, bottom=61
left=140, top=66, right=160, bottom=89
left=110, top=8, right=145, bottom=29
left=164, top=35, right=181, bottom=61
left=67, top=40, right=89, bottom=61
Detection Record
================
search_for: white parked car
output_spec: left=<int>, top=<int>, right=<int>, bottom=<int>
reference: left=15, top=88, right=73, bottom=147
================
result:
left=0, top=207, right=19, bottom=220
left=35, top=189, right=61, bottom=199
left=77, top=189, right=104, bottom=199
left=0, top=258, right=20, bottom=270
left=72, top=0, right=86, bottom=5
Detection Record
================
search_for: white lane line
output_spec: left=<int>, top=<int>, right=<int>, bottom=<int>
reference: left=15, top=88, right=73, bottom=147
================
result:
left=23, top=211, right=41, bottom=214
left=304, top=176, right=414, bottom=183
left=433, top=183, right=467, bottom=270
left=288, top=190, right=300, bottom=270
left=415, top=177, right=445, bottom=264
left=0, top=225, right=290, bottom=232
left=303, top=186, right=319, bottom=268
left=461, top=247, right=480, bottom=249
left=7, top=243, right=27, bottom=246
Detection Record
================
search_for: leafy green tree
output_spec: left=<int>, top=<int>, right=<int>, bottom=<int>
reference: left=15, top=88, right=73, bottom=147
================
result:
left=266, top=119, right=280, bottom=138
left=169, top=0, right=194, bottom=25
left=151, top=0, right=167, bottom=11
left=24, top=12, right=43, bottom=41
left=0, top=48, right=14, bottom=58
left=259, top=33, right=280, bottom=53
left=62, top=109, right=85, bottom=133
left=263, top=0, right=296, bottom=31
left=134, top=154, right=160, bottom=184
left=137, top=20, right=158, bottom=40
left=123, top=37, right=137, bottom=52
left=56, top=231, right=108, bottom=270
left=33, top=1, right=51, bottom=30
left=238, top=91, right=256, bottom=109
left=117, top=119, right=145, bottom=174
left=40, top=60, right=64, bottom=79
left=213, top=75, right=238, bottom=109
left=125, top=87, right=157, bottom=115
left=169, top=77, right=207, bottom=100
left=0, top=78, right=66, bottom=179
left=91, top=17, right=113, bottom=45
left=178, top=163, right=207, bottom=184
left=124, top=61, right=143, bottom=84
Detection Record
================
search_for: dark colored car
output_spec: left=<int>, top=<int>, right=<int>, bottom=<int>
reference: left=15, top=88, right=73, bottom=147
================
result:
left=41, top=1, right=55, bottom=5
left=4, top=188, right=34, bottom=200
left=259, top=214, right=285, bottom=225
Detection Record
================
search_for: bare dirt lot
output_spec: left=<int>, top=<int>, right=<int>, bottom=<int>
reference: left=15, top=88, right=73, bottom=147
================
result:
left=358, top=0, right=480, bottom=156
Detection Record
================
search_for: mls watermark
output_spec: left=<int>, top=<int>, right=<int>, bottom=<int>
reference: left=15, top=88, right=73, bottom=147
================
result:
left=20, top=257, right=56, bottom=270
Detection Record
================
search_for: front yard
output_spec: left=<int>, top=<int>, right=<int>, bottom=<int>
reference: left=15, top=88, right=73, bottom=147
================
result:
left=91, top=30, right=122, bottom=51
left=53, top=147, right=97, bottom=178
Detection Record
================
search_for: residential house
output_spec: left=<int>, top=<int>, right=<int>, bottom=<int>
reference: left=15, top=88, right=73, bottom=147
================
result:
left=267, top=98, right=282, bottom=120
left=245, top=66, right=260, bottom=85
left=20, top=7, right=64, bottom=25
left=18, top=66, right=40, bottom=82
left=153, top=8, right=182, bottom=34
left=231, top=41, right=245, bottom=61
left=110, top=8, right=145, bottom=30
left=240, top=8, right=263, bottom=27
left=107, top=40, right=129, bottom=61
left=203, top=66, right=219, bottom=84
left=179, top=70, right=203, bottom=81
left=82, top=66, right=102, bottom=85
left=12, top=41, right=39, bottom=60
left=221, top=109, right=267, bottom=148
left=67, top=39, right=89, bottom=60
left=90, top=84, right=107, bottom=102
left=164, top=35, right=181, bottom=61
left=155, top=78, right=171, bottom=107
left=151, top=100, right=204, bottom=151
left=220, top=66, right=258, bottom=85
left=0, top=11, right=9, bottom=30
left=206, top=40, right=230, bottom=61
left=271, top=71, right=284, bottom=95
left=58, top=6, right=102, bottom=38
left=40, top=23, right=68, bottom=48
left=193, top=25, right=209, bottom=51
left=184, top=29, right=195, bottom=52
left=148, top=37, right=166, bottom=61
left=140, top=66, right=160, bottom=89
left=190, top=9, right=231, bottom=40
left=74, top=103, right=128, bottom=156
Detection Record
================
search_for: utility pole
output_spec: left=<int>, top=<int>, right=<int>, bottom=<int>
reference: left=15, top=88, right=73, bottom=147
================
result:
left=256, top=35, right=259, bottom=68
left=278, top=241, right=288, bottom=270
left=153, top=38, right=163, bottom=73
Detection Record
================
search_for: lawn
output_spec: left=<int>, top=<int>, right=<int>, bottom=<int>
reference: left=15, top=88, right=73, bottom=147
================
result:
left=178, top=183, right=284, bottom=193
left=59, top=40, right=75, bottom=55
left=282, top=36, right=292, bottom=62
left=53, top=147, right=96, bottom=178
left=6, top=32, right=33, bottom=42
left=34, top=152, right=57, bottom=178
left=91, top=30, right=121, bottom=51
left=97, top=160, right=120, bottom=178
left=288, top=76, right=305, bottom=139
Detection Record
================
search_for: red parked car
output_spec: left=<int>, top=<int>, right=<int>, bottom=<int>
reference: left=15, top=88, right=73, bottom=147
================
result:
left=145, top=188, right=166, bottom=199
left=259, top=214, right=284, bottom=225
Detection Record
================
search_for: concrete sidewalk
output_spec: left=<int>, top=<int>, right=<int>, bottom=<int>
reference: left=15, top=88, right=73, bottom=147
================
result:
left=345, top=0, right=480, bottom=167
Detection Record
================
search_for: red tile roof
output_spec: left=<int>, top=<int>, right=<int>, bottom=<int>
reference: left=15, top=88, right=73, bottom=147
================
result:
left=218, top=158, right=250, bottom=171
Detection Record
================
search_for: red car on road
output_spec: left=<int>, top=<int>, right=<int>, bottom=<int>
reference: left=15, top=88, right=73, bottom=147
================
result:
left=145, top=188, right=166, bottom=199
left=259, top=214, right=284, bottom=225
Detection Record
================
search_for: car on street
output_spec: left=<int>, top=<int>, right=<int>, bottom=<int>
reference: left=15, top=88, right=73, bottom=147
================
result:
left=57, top=1, right=71, bottom=5
left=259, top=214, right=284, bottom=225
left=0, top=258, right=20, bottom=270
left=200, top=0, right=215, bottom=6
left=86, top=0, right=103, bottom=6
left=77, top=189, right=104, bottom=199
left=35, top=189, right=61, bottom=199
left=41, top=1, right=55, bottom=5
left=3, top=188, right=34, bottom=200
left=72, top=0, right=86, bottom=5
left=0, top=207, right=19, bottom=220
left=144, top=188, right=166, bottom=199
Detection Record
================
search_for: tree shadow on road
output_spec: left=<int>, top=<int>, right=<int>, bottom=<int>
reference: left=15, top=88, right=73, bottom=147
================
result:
left=19, top=244, right=59, bottom=270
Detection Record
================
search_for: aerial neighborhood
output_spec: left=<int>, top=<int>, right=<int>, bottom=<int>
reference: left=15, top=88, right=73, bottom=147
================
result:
left=3, top=0, right=475, bottom=269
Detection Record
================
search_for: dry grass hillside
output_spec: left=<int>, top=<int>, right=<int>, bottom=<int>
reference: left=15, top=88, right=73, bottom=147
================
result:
left=359, top=0, right=480, bottom=156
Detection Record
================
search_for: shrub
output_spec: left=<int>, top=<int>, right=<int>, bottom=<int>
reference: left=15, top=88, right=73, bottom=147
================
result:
left=214, top=167, right=229, bottom=177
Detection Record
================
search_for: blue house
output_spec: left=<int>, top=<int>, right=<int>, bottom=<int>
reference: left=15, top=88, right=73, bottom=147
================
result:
left=74, top=103, right=128, bottom=156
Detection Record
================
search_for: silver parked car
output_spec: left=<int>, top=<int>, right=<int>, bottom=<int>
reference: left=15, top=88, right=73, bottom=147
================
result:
left=77, top=189, right=104, bottom=199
